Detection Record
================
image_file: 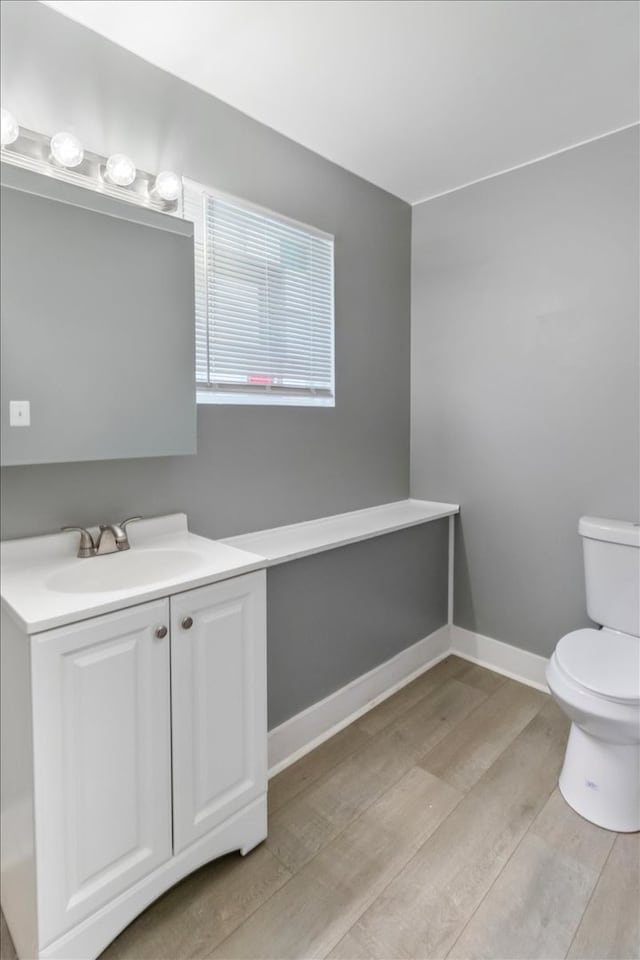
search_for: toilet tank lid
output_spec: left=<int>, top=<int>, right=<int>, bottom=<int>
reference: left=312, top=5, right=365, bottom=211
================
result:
left=579, top=516, right=640, bottom=548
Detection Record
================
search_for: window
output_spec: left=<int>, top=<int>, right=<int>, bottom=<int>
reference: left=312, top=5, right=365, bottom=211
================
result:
left=184, top=181, right=335, bottom=406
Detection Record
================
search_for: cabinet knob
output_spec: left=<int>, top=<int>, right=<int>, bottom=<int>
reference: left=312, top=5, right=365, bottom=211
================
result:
left=154, top=625, right=168, bottom=639
left=181, top=616, right=194, bottom=630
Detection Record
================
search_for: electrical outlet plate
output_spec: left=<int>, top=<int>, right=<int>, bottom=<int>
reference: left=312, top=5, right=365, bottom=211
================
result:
left=9, top=400, right=30, bottom=426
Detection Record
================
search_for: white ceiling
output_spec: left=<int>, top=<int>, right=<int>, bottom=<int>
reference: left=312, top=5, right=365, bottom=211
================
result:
left=43, top=0, right=639, bottom=204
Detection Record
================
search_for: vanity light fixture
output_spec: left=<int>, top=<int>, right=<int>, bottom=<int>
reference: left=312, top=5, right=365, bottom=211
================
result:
left=105, top=153, right=137, bottom=187
left=1, top=114, right=183, bottom=215
left=153, top=170, right=182, bottom=202
left=50, top=131, right=84, bottom=168
left=1, top=108, right=19, bottom=146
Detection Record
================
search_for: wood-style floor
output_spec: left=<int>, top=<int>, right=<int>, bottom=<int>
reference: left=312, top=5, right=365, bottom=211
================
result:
left=2, top=656, right=638, bottom=960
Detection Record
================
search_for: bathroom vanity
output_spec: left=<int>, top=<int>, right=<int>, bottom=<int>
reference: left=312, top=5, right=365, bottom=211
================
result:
left=0, top=515, right=267, bottom=960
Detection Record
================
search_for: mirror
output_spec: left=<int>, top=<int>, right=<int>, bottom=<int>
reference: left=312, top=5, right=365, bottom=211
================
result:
left=1, top=164, right=196, bottom=466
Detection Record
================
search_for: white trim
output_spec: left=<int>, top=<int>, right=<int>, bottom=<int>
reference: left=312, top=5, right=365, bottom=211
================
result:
left=267, top=624, right=451, bottom=775
left=196, top=389, right=335, bottom=407
left=447, top=515, right=455, bottom=626
left=267, top=622, right=552, bottom=775
left=412, top=121, right=640, bottom=206
left=222, top=498, right=459, bottom=567
left=450, top=625, right=549, bottom=692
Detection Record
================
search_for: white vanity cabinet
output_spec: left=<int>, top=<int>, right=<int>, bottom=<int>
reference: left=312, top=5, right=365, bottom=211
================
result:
left=31, top=599, right=173, bottom=948
left=0, top=569, right=267, bottom=960
left=171, top=577, right=267, bottom=853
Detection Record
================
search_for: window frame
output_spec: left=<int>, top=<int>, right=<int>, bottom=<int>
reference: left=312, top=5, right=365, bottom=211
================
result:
left=183, top=178, right=336, bottom=408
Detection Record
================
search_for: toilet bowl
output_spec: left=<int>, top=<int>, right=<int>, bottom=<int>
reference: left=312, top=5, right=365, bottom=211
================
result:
left=546, top=629, right=640, bottom=832
left=546, top=517, right=640, bottom=833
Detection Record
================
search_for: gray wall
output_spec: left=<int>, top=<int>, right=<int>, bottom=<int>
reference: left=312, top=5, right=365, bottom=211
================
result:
left=0, top=1, right=427, bottom=730
left=0, top=0, right=411, bottom=540
left=411, top=126, right=640, bottom=658
left=268, top=521, right=448, bottom=727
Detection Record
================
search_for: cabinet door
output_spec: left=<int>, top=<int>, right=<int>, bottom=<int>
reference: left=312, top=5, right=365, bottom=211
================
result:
left=170, top=572, right=267, bottom=853
left=31, top=600, right=172, bottom=946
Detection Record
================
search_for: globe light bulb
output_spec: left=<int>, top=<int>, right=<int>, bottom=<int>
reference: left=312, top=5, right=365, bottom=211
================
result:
left=105, top=153, right=137, bottom=187
left=50, top=131, right=84, bottom=168
left=1, top=108, right=19, bottom=146
left=153, top=170, right=181, bottom=202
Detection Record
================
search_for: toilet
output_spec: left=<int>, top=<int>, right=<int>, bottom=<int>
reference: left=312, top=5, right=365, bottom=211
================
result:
left=547, top=516, right=640, bottom=833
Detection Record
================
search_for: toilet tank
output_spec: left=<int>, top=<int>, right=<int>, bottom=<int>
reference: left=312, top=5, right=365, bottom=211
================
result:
left=579, top=517, right=640, bottom=637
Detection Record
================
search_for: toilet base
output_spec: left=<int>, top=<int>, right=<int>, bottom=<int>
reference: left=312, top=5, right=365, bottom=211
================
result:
left=559, top=723, right=640, bottom=832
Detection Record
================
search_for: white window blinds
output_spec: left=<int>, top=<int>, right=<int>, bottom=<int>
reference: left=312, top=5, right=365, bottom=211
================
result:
left=185, top=181, right=334, bottom=406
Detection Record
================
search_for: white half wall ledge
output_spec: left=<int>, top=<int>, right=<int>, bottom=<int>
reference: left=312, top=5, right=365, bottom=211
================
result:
left=222, top=498, right=459, bottom=567
left=267, top=623, right=550, bottom=776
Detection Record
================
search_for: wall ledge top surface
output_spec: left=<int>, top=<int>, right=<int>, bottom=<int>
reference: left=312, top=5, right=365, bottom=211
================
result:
left=221, top=498, right=459, bottom=565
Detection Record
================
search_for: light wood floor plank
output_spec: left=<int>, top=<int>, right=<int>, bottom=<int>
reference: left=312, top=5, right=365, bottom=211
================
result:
left=419, top=678, right=545, bottom=793
left=270, top=658, right=479, bottom=824
left=418, top=655, right=507, bottom=696
left=327, top=928, right=377, bottom=960
left=448, top=787, right=614, bottom=959
left=0, top=914, right=17, bottom=960
left=450, top=660, right=507, bottom=696
left=448, top=833, right=599, bottom=960
left=264, top=790, right=338, bottom=876
left=209, top=767, right=462, bottom=960
left=384, top=677, right=487, bottom=754
left=354, top=655, right=496, bottom=737
left=567, top=832, right=640, bottom=960
left=354, top=658, right=457, bottom=737
left=328, top=699, right=568, bottom=960
left=268, top=723, right=371, bottom=814
left=529, top=787, right=615, bottom=874
left=266, top=679, right=486, bottom=873
left=101, top=846, right=290, bottom=960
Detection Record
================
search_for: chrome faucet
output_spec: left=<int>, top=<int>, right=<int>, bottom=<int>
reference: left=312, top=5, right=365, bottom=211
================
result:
left=96, top=523, right=132, bottom=555
left=62, top=517, right=142, bottom=558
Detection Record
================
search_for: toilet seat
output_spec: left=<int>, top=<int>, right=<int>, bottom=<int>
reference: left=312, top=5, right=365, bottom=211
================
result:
left=555, top=628, right=640, bottom=704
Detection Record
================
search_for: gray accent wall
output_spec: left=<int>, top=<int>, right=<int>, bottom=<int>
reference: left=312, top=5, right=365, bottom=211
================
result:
left=411, top=127, right=640, bottom=658
left=0, top=1, right=420, bottom=731
left=0, top=0, right=411, bottom=540
left=267, top=521, right=448, bottom=728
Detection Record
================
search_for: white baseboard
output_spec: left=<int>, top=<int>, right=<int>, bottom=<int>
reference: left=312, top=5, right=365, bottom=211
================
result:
left=267, top=624, right=450, bottom=776
left=267, top=623, right=550, bottom=776
left=450, top=625, right=549, bottom=692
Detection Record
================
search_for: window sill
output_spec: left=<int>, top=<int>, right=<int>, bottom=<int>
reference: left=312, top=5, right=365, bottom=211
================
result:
left=197, top=390, right=335, bottom=408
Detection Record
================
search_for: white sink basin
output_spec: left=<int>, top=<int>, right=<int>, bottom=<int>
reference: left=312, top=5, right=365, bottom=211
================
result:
left=45, top=549, right=203, bottom=594
left=1, top=513, right=267, bottom=632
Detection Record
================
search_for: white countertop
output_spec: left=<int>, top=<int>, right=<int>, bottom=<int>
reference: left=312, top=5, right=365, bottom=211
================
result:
left=0, top=514, right=266, bottom=634
left=221, top=498, right=459, bottom=565
left=1, top=500, right=458, bottom=634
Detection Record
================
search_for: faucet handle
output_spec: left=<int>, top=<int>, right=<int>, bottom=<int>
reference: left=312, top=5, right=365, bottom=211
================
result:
left=61, top=526, right=96, bottom=559
left=120, top=516, right=142, bottom=531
